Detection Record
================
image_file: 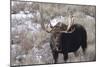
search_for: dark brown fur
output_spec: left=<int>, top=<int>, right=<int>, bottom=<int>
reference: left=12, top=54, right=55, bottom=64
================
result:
left=49, top=23, right=87, bottom=63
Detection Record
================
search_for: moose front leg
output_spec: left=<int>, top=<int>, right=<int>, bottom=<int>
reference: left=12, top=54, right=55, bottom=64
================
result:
left=63, top=53, right=68, bottom=63
left=52, top=51, right=58, bottom=64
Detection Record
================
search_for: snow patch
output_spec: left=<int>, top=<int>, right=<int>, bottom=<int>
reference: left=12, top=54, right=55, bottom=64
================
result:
left=12, top=11, right=34, bottom=20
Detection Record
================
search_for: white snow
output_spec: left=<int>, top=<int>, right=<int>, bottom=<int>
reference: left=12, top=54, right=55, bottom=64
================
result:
left=16, top=25, right=27, bottom=33
left=12, top=11, right=34, bottom=20
left=11, top=11, right=42, bottom=33
left=24, top=21, right=41, bottom=32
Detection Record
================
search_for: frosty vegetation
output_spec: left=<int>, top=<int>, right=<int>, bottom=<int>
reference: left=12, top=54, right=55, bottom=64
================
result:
left=11, top=1, right=96, bottom=66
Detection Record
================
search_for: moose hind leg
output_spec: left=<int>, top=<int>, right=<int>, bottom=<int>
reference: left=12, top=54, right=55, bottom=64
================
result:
left=52, top=51, right=58, bottom=64
left=63, top=53, right=68, bottom=63
left=81, top=43, right=87, bottom=55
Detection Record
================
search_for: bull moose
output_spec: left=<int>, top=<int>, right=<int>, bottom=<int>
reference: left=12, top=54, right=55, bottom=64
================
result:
left=41, top=21, right=87, bottom=63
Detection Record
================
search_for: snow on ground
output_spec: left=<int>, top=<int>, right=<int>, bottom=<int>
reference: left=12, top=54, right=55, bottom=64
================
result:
left=12, top=11, right=34, bottom=20
left=11, top=11, right=41, bottom=33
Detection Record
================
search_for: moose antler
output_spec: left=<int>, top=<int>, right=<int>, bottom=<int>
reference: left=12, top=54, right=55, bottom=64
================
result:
left=39, top=6, right=75, bottom=33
